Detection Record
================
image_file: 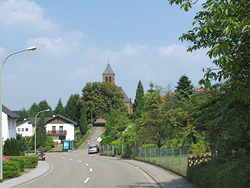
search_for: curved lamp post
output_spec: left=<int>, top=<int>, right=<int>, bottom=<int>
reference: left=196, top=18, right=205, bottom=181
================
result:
left=0, top=46, right=36, bottom=182
left=91, top=107, right=99, bottom=128
left=35, top=109, right=50, bottom=154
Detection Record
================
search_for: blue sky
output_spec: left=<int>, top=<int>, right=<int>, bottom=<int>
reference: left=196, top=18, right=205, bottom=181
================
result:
left=0, top=0, right=214, bottom=111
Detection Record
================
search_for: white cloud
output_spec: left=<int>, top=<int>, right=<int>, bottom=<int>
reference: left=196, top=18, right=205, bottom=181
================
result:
left=26, top=31, right=83, bottom=56
left=0, top=0, right=58, bottom=31
left=0, top=46, right=6, bottom=57
left=67, top=64, right=96, bottom=79
left=122, top=43, right=148, bottom=56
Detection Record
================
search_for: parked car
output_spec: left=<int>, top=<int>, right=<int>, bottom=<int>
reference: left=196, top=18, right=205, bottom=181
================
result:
left=37, top=152, right=45, bottom=161
left=88, top=145, right=99, bottom=154
left=2, top=155, right=10, bottom=161
left=36, top=149, right=43, bottom=154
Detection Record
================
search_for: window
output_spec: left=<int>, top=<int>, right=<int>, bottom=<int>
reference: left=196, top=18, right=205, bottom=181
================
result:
left=109, top=76, right=111, bottom=82
left=18, top=128, right=20, bottom=132
left=59, top=126, right=63, bottom=133
left=26, top=128, right=28, bottom=131
left=22, top=128, right=24, bottom=132
left=105, top=76, right=108, bottom=82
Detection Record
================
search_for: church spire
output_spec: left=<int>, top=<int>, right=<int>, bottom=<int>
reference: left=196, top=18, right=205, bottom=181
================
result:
left=103, top=61, right=115, bottom=84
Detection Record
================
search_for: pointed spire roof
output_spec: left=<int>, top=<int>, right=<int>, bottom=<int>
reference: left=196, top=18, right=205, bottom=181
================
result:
left=103, top=63, right=115, bottom=75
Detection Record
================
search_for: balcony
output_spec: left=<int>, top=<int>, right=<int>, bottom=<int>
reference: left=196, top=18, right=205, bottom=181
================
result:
left=47, top=130, right=67, bottom=136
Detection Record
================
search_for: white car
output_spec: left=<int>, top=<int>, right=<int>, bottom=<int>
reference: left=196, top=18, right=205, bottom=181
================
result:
left=88, top=146, right=99, bottom=154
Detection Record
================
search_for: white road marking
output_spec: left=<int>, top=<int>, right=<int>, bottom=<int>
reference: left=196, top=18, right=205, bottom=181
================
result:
left=69, top=154, right=72, bottom=155
left=78, top=160, right=82, bottom=163
left=85, top=163, right=89, bottom=166
left=70, top=158, right=73, bottom=161
left=53, top=156, right=56, bottom=158
left=61, top=157, right=65, bottom=159
left=90, top=168, right=92, bottom=172
left=84, top=177, right=90, bottom=184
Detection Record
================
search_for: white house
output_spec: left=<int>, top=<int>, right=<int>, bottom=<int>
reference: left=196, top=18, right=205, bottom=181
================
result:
left=16, top=117, right=51, bottom=137
left=2, top=105, right=20, bottom=142
left=46, top=114, right=77, bottom=144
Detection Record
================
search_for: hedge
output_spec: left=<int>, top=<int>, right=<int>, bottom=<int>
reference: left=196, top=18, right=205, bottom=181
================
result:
left=3, top=161, right=20, bottom=179
left=7, top=156, right=26, bottom=172
left=8, top=155, right=39, bottom=168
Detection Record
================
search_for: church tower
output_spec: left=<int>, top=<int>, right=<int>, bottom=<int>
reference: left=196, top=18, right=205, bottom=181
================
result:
left=102, top=62, right=115, bottom=84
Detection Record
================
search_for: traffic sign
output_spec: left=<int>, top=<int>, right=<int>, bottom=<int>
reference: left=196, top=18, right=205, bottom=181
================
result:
left=97, top=137, right=102, bottom=142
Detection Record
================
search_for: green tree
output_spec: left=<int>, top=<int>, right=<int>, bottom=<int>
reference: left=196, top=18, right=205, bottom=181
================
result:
left=79, top=106, right=88, bottom=135
left=104, top=109, right=130, bottom=139
left=16, top=133, right=28, bottom=153
left=65, top=94, right=81, bottom=126
left=54, top=98, right=65, bottom=116
left=80, top=82, right=126, bottom=123
left=175, top=75, right=193, bottom=92
left=132, top=80, right=145, bottom=119
left=28, top=102, right=38, bottom=117
left=169, top=0, right=250, bottom=103
left=33, top=115, right=48, bottom=148
left=137, top=88, right=173, bottom=148
left=18, top=108, right=29, bottom=123
left=3, top=138, right=21, bottom=156
left=38, top=100, right=53, bottom=117
left=46, top=136, right=55, bottom=148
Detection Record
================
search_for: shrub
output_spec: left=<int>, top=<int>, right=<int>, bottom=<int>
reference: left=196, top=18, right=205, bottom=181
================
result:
left=3, top=161, right=20, bottom=179
left=46, top=136, right=55, bottom=148
left=22, top=155, right=39, bottom=168
left=3, top=138, right=21, bottom=156
left=7, top=156, right=26, bottom=172
left=45, top=145, right=52, bottom=152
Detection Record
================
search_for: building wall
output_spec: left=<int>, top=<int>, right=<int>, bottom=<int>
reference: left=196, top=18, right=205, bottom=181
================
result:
left=46, top=123, right=74, bottom=143
left=16, top=121, right=33, bottom=137
left=125, top=103, right=133, bottom=115
left=2, top=112, right=17, bottom=141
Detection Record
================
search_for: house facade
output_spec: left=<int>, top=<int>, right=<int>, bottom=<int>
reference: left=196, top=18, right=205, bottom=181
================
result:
left=2, top=105, right=20, bottom=142
left=46, top=114, right=77, bottom=144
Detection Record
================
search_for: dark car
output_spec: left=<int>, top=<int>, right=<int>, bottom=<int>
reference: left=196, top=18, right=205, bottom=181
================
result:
left=37, top=152, right=45, bottom=161
left=88, top=146, right=99, bottom=154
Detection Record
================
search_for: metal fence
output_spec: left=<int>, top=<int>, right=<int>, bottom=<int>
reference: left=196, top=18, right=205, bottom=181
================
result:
left=100, top=145, right=189, bottom=176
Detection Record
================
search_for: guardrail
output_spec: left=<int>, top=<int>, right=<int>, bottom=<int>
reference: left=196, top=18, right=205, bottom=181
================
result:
left=100, top=145, right=189, bottom=176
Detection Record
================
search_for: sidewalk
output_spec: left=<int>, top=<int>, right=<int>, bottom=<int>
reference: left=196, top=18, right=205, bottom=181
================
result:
left=0, top=161, right=51, bottom=188
left=121, top=159, right=197, bottom=188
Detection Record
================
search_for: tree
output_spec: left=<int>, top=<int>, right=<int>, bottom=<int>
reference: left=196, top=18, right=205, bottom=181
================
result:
left=65, top=94, right=81, bottom=125
left=18, top=108, right=29, bottom=123
left=33, top=114, right=48, bottom=148
left=28, top=102, right=39, bottom=117
left=79, top=106, right=88, bottom=135
left=54, top=98, right=65, bottom=116
left=132, top=80, right=145, bottom=119
left=104, top=109, right=130, bottom=139
left=38, top=100, right=53, bottom=117
left=80, top=82, right=127, bottom=123
left=175, top=75, right=193, bottom=92
left=3, top=138, right=21, bottom=156
left=169, top=0, right=250, bottom=103
left=137, top=88, right=173, bottom=148
left=46, top=136, right=55, bottom=148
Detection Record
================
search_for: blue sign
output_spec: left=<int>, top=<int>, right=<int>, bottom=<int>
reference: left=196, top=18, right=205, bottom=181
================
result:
left=63, top=141, right=69, bottom=150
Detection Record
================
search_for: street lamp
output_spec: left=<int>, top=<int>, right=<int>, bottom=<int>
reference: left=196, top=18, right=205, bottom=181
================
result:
left=0, top=46, right=36, bottom=182
left=91, top=107, right=99, bottom=128
left=35, top=109, right=50, bottom=154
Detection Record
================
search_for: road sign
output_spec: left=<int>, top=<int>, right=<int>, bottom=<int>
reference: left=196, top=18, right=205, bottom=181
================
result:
left=97, top=137, right=102, bottom=142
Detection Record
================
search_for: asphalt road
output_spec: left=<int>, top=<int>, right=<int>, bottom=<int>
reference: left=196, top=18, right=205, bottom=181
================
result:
left=18, top=127, right=196, bottom=188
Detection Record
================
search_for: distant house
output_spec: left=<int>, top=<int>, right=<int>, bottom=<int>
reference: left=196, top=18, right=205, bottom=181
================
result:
left=16, top=117, right=51, bottom=137
left=17, top=114, right=76, bottom=144
left=2, top=105, right=20, bottom=142
left=46, top=114, right=77, bottom=144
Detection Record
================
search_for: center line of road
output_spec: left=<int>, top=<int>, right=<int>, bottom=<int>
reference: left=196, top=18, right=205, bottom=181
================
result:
left=70, top=159, right=73, bottom=161
left=78, top=160, right=82, bottom=163
left=84, top=177, right=90, bottom=184
left=85, top=163, right=89, bottom=166
left=90, top=168, right=92, bottom=172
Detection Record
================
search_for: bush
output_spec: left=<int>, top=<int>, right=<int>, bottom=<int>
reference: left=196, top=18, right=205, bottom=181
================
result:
left=22, top=155, right=39, bottom=168
left=7, top=156, right=26, bottom=172
left=3, top=138, right=21, bottom=156
left=45, top=145, right=52, bottom=152
left=3, top=161, right=20, bottom=179
left=46, top=136, right=55, bottom=148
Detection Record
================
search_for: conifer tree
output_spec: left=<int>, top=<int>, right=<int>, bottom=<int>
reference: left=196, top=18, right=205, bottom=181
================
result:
left=79, top=106, right=88, bottom=135
left=65, top=94, right=81, bottom=125
left=54, top=98, right=65, bottom=116
left=132, top=80, right=145, bottom=119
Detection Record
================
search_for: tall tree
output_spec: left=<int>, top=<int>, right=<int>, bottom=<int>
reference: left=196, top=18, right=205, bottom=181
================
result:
left=33, top=114, right=48, bottom=148
left=79, top=106, right=88, bottom=135
left=80, top=82, right=126, bottom=123
left=132, top=80, right=145, bottom=119
left=18, top=108, right=29, bottom=123
left=65, top=94, right=81, bottom=126
left=175, top=75, right=193, bottom=92
left=169, top=0, right=250, bottom=103
left=54, top=98, right=65, bottom=116
left=28, top=102, right=39, bottom=117
left=37, top=100, right=53, bottom=117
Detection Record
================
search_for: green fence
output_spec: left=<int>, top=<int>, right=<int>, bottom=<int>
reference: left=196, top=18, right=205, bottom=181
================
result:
left=100, top=145, right=189, bottom=176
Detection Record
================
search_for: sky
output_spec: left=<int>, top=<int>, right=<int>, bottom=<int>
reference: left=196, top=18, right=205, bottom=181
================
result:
left=0, top=0, right=214, bottom=111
